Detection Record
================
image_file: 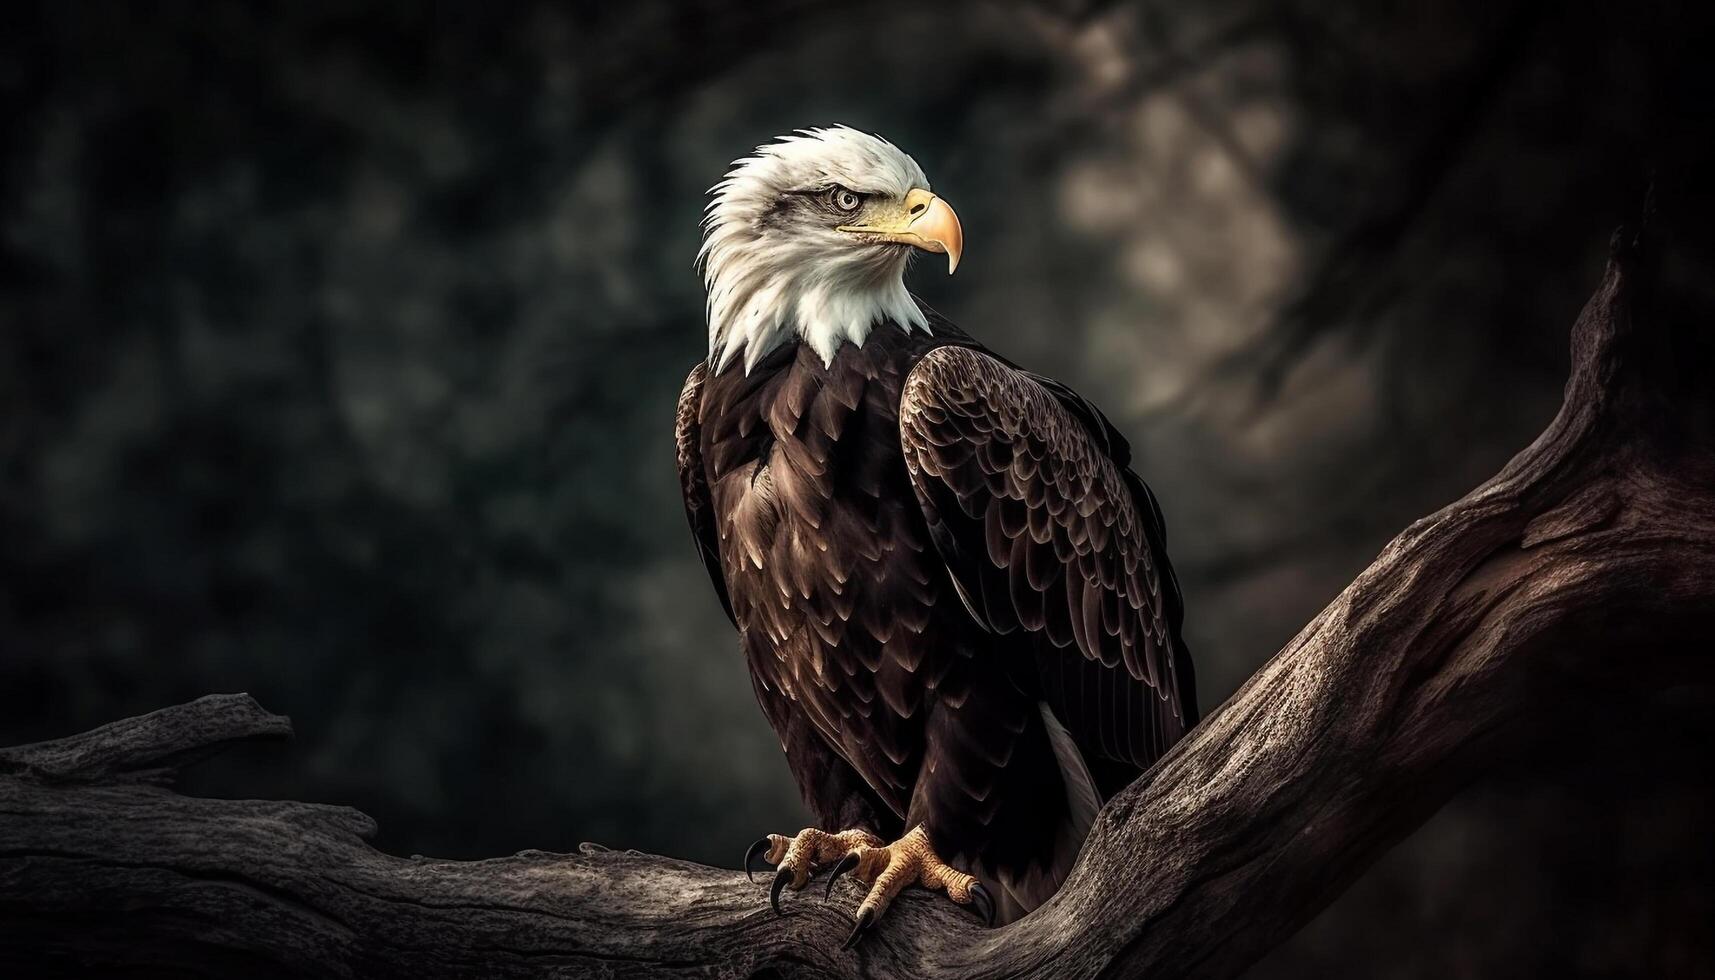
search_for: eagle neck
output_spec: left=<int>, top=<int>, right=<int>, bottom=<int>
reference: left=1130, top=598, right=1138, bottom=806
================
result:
left=705, top=256, right=930, bottom=376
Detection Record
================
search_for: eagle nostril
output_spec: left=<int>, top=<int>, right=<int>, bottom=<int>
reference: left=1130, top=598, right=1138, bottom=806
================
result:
left=909, top=203, right=927, bottom=215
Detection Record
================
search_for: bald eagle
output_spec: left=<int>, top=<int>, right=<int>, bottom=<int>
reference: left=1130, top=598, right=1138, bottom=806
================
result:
left=676, top=127, right=1197, bottom=943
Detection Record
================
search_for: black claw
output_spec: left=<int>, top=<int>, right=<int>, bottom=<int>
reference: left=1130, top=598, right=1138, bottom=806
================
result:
left=823, top=852, right=860, bottom=901
left=841, top=907, right=876, bottom=950
left=769, top=866, right=794, bottom=915
left=968, top=882, right=996, bottom=928
left=744, top=837, right=772, bottom=883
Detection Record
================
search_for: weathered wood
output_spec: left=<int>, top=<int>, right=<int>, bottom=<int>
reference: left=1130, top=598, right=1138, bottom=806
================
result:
left=1, top=232, right=1711, bottom=978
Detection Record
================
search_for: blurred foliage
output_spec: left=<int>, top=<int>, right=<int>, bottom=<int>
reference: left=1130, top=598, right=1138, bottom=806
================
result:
left=1, top=1, right=1710, bottom=976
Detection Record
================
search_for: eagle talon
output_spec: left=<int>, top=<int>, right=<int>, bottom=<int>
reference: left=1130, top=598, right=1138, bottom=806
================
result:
left=823, top=851, right=860, bottom=901
left=769, top=866, right=795, bottom=915
left=968, top=882, right=995, bottom=928
left=744, top=837, right=772, bottom=883
left=842, top=907, right=876, bottom=950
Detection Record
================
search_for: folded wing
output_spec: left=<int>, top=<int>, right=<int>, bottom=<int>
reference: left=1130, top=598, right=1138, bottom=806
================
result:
left=899, top=346, right=1197, bottom=776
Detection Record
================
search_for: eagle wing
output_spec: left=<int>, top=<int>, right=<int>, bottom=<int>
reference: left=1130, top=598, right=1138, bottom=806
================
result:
left=675, top=361, right=735, bottom=626
left=899, top=346, right=1197, bottom=775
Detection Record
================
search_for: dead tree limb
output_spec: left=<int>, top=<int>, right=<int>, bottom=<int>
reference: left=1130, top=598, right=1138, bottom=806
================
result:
left=2, top=232, right=1711, bottom=978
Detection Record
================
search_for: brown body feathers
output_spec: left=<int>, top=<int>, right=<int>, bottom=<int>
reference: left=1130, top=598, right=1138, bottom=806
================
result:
left=676, top=312, right=1196, bottom=920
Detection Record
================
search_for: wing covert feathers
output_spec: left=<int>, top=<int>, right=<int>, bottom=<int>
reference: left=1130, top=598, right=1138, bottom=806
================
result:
left=900, top=346, right=1194, bottom=769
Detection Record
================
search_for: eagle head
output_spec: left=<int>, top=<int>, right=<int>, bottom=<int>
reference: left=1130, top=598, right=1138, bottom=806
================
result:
left=700, top=126, right=964, bottom=373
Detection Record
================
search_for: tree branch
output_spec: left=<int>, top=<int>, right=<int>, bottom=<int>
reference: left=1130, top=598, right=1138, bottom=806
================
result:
left=2, top=233, right=1711, bottom=978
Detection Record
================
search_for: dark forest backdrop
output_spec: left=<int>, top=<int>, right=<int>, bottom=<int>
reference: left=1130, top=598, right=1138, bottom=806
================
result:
left=2, top=1, right=1711, bottom=976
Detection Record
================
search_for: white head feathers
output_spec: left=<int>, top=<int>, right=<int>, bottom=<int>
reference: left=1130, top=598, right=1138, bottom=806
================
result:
left=699, top=126, right=932, bottom=373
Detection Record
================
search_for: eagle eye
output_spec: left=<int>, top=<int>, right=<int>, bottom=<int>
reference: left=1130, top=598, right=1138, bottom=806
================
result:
left=830, top=187, right=862, bottom=212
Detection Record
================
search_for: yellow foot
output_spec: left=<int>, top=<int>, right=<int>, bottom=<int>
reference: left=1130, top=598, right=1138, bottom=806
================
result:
left=744, top=827, right=883, bottom=915
left=822, top=825, right=995, bottom=947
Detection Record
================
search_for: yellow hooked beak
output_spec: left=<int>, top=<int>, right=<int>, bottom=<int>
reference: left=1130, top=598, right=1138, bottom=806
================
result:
left=837, top=188, right=965, bottom=274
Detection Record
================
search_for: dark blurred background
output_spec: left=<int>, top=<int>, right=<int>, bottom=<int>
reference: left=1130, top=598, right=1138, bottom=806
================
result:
left=3, top=1, right=1711, bottom=976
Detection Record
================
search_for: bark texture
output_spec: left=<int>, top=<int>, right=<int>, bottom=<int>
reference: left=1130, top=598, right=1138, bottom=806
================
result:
left=2, top=233, right=1711, bottom=979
